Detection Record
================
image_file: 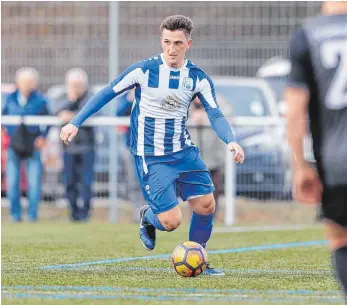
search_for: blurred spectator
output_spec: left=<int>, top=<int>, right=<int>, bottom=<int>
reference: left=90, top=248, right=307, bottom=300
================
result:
left=188, top=97, right=227, bottom=220
left=55, top=68, right=95, bottom=222
left=116, top=89, right=146, bottom=222
left=2, top=67, right=50, bottom=222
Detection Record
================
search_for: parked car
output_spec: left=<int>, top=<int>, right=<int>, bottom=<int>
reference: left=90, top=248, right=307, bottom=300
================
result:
left=212, top=77, right=292, bottom=200
left=256, top=57, right=315, bottom=163
left=256, top=56, right=291, bottom=117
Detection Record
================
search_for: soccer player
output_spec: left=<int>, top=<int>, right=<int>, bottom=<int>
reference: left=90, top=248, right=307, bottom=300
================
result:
left=285, top=2, right=347, bottom=297
left=60, top=15, right=245, bottom=276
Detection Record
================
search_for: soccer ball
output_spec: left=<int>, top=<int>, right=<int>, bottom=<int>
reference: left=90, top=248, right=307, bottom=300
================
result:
left=171, top=241, right=208, bottom=277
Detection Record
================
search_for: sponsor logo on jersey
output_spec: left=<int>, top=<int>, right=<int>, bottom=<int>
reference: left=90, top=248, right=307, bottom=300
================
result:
left=161, top=95, right=181, bottom=110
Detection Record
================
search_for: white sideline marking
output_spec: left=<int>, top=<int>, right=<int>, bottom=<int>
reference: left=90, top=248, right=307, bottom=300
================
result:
left=213, top=225, right=321, bottom=233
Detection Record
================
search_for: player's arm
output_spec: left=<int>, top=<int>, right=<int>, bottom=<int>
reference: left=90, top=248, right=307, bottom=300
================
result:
left=60, top=65, right=142, bottom=145
left=196, top=76, right=244, bottom=163
left=285, top=27, right=311, bottom=168
left=285, top=27, right=322, bottom=203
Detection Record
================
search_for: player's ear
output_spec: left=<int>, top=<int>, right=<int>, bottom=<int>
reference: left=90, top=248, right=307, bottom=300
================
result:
left=160, top=37, right=165, bottom=50
left=187, top=39, right=192, bottom=49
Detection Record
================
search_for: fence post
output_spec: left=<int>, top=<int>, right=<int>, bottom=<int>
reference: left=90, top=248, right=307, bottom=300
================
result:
left=224, top=147, right=236, bottom=226
left=108, top=1, right=119, bottom=223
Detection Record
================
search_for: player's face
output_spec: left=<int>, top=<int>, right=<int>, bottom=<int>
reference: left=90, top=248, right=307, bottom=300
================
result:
left=161, top=29, right=192, bottom=69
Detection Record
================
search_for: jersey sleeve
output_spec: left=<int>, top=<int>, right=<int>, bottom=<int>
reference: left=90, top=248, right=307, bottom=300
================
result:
left=70, top=63, right=145, bottom=128
left=287, top=26, right=310, bottom=91
left=195, top=74, right=218, bottom=111
left=110, top=63, right=145, bottom=95
left=195, top=74, right=236, bottom=144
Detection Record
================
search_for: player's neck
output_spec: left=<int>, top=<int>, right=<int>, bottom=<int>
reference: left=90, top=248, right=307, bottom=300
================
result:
left=162, top=54, right=186, bottom=70
left=321, top=2, right=347, bottom=15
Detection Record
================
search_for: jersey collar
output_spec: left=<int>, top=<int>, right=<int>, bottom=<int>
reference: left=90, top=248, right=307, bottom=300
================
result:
left=160, top=53, right=187, bottom=71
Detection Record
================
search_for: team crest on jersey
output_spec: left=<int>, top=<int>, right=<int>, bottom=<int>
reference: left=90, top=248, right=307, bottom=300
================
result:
left=161, top=95, right=181, bottom=110
left=182, top=77, right=193, bottom=90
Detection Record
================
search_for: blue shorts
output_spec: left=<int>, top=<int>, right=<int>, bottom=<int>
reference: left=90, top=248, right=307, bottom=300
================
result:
left=133, top=146, right=215, bottom=214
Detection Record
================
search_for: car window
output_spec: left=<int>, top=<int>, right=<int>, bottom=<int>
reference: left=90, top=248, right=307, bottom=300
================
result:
left=262, top=77, right=287, bottom=102
left=215, top=84, right=270, bottom=117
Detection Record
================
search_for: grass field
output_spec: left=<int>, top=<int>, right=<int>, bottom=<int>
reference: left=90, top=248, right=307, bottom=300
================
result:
left=1, top=222, right=345, bottom=304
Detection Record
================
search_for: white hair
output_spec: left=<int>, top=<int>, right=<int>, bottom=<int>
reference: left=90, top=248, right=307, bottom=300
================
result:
left=15, top=67, right=39, bottom=85
left=65, top=68, right=89, bottom=88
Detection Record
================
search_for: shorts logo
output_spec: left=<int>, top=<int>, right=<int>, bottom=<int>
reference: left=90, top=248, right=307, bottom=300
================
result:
left=182, top=77, right=193, bottom=90
left=161, top=95, right=181, bottom=110
left=145, top=185, right=150, bottom=190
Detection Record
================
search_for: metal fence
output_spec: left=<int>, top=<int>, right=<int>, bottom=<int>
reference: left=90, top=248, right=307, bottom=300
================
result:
left=41, top=120, right=292, bottom=202
left=2, top=114, right=306, bottom=225
left=2, top=1, right=321, bottom=91
left=1, top=1, right=322, bottom=224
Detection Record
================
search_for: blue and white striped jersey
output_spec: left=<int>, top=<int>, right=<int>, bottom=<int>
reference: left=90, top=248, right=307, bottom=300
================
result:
left=110, top=53, right=218, bottom=156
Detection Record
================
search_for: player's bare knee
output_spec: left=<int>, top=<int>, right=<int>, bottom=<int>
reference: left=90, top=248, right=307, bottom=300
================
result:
left=206, top=198, right=216, bottom=214
left=158, top=207, right=182, bottom=232
left=199, top=198, right=215, bottom=215
left=189, top=194, right=215, bottom=215
left=160, top=216, right=182, bottom=232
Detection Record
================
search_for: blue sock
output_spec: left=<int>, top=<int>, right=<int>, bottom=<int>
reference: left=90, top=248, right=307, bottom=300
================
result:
left=189, top=212, right=213, bottom=248
left=144, top=208, right=166, bottom=231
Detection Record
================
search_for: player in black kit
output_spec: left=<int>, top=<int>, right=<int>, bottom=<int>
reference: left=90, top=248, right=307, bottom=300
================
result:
left=285, top=1, right=347, bottom=299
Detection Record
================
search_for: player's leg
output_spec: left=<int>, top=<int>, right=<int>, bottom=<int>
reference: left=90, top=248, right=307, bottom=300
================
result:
left=184, top=186, right=224, bottom=276
left=177, top=148, right=223, bottom=275
left=188, top=193, right=215, bottom=249
left=134, top=155, right=182, bottom=250
left=326, top=221, right=347, bottom=297
left=143, top=204, right=183, bottom=232
left=322, top=186, right=347, bottom=297
left=139, top=185, right=182, bottom=250
left=176, top=147, right=215, bottom=249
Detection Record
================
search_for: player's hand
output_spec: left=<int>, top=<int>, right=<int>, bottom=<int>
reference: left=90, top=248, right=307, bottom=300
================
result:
left=292, top=162, right=322, bottom=204
left=228, top=142, right=245, bottom=164
left=60, top=123, right=78, bottom=145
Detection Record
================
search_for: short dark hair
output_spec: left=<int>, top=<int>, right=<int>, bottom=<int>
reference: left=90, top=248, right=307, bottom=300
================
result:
left=160, top=15, right=194, bottom=38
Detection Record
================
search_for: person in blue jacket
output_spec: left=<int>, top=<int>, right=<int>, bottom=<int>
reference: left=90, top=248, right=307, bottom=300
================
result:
left=2, top=67, right=50, bottom=222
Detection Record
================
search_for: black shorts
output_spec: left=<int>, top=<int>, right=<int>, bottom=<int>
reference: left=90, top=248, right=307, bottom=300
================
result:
left=319, top=185, right=347, bottom=227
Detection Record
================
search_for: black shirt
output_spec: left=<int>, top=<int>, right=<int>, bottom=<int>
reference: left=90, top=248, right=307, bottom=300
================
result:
left=288, top=13, right=347, bottom=186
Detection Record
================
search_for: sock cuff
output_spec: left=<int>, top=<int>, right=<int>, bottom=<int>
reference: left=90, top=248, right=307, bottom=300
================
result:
left=144, top=208, right=166, bottom=231
left=191, top=212, right=213, bottom=225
